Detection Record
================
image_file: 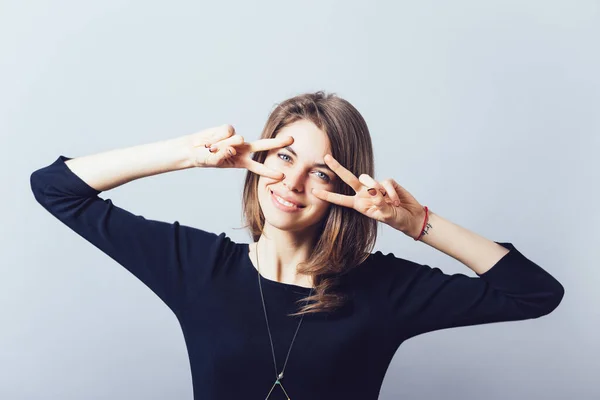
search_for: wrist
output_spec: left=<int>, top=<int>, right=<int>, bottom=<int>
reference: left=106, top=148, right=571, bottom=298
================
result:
left=173, top=134, right=198, bottom=170
left=409, top=207, right=430, bottom=240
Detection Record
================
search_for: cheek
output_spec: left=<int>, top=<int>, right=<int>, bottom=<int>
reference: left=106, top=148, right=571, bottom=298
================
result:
left=257, top=174, right=275, bottom=189
left=263, top=154, right=278, bottom=166
left=262, top=158, right=283, bottom=176
left=312, top=196, right=330, bottom=211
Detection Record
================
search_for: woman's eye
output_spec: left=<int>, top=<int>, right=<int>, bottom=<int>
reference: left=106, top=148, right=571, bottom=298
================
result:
left=277, top=153, right=291, bottom=162
left=277, top=153, right=330, bottom=182
left=315, top=171, right=331, bottom=182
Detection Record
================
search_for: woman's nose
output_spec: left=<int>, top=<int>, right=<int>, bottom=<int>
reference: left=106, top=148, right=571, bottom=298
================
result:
left=282, top=169, right=304, bottom=192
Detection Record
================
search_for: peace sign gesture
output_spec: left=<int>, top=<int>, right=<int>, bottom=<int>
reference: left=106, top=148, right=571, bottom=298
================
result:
left=311, top=154, right=426, bottom=237
left=189, top=124, right=292, bottom=180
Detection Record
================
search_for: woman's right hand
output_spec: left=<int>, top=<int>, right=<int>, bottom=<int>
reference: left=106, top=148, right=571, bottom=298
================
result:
left=188, top=124, right=293, bottom=180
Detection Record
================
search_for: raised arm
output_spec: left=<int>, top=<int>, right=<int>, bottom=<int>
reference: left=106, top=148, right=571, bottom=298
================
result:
left=29, top=127, right=244, bottom=315
left=63, top=136, right=192, bottom=192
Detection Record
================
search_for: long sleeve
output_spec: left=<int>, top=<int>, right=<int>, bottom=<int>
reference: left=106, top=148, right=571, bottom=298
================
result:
left=373, top=242, right=564, bottom=344
left=30, top=155, right=231, bottom=316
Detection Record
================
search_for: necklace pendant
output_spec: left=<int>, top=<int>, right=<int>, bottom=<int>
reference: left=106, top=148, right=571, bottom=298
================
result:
left=265, top=376, right=291, bottom=400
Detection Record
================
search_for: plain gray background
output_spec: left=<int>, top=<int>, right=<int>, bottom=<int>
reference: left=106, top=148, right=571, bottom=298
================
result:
left=2, top=0, right=598, bottom=399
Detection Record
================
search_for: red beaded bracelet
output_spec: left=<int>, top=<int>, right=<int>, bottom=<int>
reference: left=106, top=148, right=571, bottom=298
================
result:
left=413, top=206, right=429, bottom=241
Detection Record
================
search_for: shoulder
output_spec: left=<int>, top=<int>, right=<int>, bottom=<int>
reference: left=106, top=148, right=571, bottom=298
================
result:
left=341, top=250, right=424, bottom=291
left=176, top=225, right=243, bottom=263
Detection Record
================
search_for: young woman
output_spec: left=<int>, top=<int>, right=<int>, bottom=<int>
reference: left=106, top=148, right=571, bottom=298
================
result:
left=31, top=91, right=564, bottom=400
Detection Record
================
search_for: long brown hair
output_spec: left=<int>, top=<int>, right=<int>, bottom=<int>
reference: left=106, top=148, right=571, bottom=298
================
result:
left=241, top=91, right=378, bottom=317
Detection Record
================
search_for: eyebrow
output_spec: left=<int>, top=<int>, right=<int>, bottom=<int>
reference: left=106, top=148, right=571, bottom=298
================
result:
left=283, top=146, right=334, bottom=173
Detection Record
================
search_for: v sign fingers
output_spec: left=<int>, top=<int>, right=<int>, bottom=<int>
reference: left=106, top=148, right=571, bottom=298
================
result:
left=240, top=136, right=295, bottom=180
left=312, top=154, right=425, bottom=232
left=209, top=135, right=295, bottom=180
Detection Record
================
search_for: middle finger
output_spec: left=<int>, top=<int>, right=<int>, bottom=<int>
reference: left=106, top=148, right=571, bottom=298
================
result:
left=324, top=154, right=363, bottom=193
left=244, top=158, right=285, bottom=180
left=247, top=136, right=294, bottom=153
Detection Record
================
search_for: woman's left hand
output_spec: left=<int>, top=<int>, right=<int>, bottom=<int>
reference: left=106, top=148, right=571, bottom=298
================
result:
left=312, top=154, right=426, bottom=238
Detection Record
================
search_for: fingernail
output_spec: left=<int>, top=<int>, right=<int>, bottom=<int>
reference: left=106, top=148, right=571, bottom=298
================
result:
left=204, top=143, right=211, bottom=148
left=394, top=200, right=400, bottom=207
left=209, top=146, right=217, bottom=153
left=368, top=188, right=377, bottom=196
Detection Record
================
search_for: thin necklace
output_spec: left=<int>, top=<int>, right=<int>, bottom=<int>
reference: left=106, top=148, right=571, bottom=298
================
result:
left=255, top=242, right=314, bottom=400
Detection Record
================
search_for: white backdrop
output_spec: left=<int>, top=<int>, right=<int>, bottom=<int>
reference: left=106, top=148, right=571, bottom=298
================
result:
left=2, top=1, right=598, bottom=399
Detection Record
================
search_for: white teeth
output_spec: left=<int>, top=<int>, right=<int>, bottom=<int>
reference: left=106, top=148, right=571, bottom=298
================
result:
left=273, top=192, right=297, bottom=208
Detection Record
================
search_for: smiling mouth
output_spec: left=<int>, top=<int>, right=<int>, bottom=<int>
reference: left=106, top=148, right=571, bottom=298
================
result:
left=270, top=189, right=305, bottom=209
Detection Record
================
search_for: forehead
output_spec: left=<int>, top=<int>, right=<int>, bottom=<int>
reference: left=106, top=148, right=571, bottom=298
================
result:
left=276, top=120, right=331, bottom=155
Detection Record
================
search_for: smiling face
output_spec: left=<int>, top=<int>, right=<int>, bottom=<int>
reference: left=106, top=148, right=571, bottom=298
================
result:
left=257, top=119, right=336, bottom=234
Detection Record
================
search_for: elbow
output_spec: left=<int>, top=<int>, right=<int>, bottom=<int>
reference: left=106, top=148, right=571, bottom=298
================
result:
left=535, top=282, right=565, bottom=318
left=549, top=282, right=565, bottom=313
left=30, top=170, right=47, bottom=204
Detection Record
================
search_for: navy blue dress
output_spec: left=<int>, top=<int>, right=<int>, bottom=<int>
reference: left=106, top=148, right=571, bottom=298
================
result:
left=30, top=155, right=564, bottom=400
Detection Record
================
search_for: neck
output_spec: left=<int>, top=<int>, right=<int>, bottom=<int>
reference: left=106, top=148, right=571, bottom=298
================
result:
left=253, top=223, right=317, bottom=288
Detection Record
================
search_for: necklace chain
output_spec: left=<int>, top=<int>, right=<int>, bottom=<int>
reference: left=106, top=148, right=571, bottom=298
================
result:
left=255, top=242, right=314, bottom=400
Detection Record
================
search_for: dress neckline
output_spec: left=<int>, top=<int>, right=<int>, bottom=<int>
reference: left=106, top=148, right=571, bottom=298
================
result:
left=243, top=242, right=314, bottom=293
